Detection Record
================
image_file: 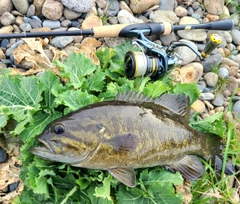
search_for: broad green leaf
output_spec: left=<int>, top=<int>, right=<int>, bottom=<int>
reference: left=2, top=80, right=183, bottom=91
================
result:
left=54, top=53, right=97, bottom=89
left=39, top=71, right=61, bottom=109
left=96, top=47, right=115, bottom=70
left=190, top=112, right=227, bottom=137
left=143, top=80, right=170, bottom=98
left=85, top=70, right=106, bottom=92
left=173, top=83, right=200, bottom=104
left=54, top=90, right=99, bottom=111
left=0, top=114, right=7, bottom=131
left=94, top=174, right=112, bottom=201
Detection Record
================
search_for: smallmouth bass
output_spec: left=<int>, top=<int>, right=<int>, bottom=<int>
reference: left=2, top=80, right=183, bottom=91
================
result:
left=31, top=92, right=225, bottom=187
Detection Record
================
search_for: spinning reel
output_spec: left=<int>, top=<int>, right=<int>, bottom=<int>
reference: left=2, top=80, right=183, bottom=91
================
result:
left=124, top=31, right=222, bottom=80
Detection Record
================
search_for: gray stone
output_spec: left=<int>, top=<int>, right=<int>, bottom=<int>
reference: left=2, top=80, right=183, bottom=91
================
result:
left=231, top=29, right=240, bottom=45
left=5, top=40, right=25, bottom=57
left=218, top=67, right=229, bottom=78
left=212, top=93, right=225, bottom=106
left=160, top=32, right=177, bottom=46
left=50, top=36, right=74, bottom=48
left=63, top=8, right=82, bottom=20
left=105, top=0, right=120, bottom=17
left=204, top=0, right=224, bottom=15
left=175, top=39, right=198, bottom=65
left=61, top=19, right=72, bottom=27
left=202, top=53, right=223, bottom=72
left=159, top=0, right=177, bottom=11
left=0, top=0, right=13, bottom=16
left=43, top=20, right=61, bottom=29
left=29, top=19, right=42, bottom=28
left=61, top=0, right=94, bottom=13
left=19, top=23, right=32, bottom=32
left=12, top=0, right=29, bottom=15
left=233, top=100, right=240, bottom=117
left=204, top=72, right=218, bottom=87
left=31, top=16, right=42, bottom=24
left=199, top=93, right=215, bottom=101
left=149, top=10, right=179, bottom=24
left=26, top=4, right=36, bottom=17
left=0, top=12, right=16, bottom=26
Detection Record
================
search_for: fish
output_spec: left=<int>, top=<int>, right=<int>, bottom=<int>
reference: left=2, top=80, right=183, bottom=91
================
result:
left=31, top=92, right=226, bottom=187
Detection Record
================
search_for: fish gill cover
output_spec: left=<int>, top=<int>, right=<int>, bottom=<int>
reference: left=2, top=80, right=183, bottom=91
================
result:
left=0, top=42, right=237, bottom=203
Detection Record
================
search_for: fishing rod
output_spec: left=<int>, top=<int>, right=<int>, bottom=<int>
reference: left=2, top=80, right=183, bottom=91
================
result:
left=0, top=19, right=234, bottom=39
left=0, top=19, right=234, bottom=80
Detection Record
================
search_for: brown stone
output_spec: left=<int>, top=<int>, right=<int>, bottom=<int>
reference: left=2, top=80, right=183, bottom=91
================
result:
left=130, top=0, right=160, bottom=14
left=81, top=15, right=102, bottom=30
left=191, top=100, right=206, bottom=114
left=42, top=0, right=63, bottom=20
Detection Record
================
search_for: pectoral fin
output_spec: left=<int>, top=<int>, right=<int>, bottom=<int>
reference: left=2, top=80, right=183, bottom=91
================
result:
left=165, top=155, right=204, bottom=180
left=108, top=167, right=136, bottom=187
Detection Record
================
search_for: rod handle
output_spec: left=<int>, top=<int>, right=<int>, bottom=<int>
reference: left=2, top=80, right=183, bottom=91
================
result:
left=208, top=19, right=234, bottom=30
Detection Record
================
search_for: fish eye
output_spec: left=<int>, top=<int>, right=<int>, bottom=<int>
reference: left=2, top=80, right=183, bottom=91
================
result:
left=52, top=123, right=65, bottom=134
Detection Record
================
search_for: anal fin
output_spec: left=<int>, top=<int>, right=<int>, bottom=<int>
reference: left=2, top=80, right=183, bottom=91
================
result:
left=166, top=155, right=204, bottom=180
left=108, top=167, right=136, bottom=187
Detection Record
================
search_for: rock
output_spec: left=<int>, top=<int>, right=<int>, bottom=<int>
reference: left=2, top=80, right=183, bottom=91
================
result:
left=119, top=1, right=133, bottom=14
left=118, top=10, right=144, bottom=24
left=199, top=93, right=215, bottom=101
left=61, top=19, right=72, bottom=27
left=43, top=20, right=61, bottom=29
left=0, top=0, right=13, bottom=16
left=130, top=0, right=160, bottom=14
left=96, top=0, right=107, bottom=8
left=0, top=12, right=16, bottom=26
left=221, top=76, right=238, bottom=97
left=104, top=37, right=127, bottom=48
left=33, top=0, right=45, bottom=15
left=105, top=0, right=119, bottom=17
left=202, top=53, right=223, bottom=72
left=233, top=100, right=240, bottom=117
left=174, top=6, right=188, bottom=17
left=81, top=15, right=102, bottom=30
left=26, top=4, right=36, bottom=17
left=150, top=10, right=179, bottom=24
left=50, top=36, right=74, bottom=48
left=204, top=0, right=224, bottom=15
left=191, top=99, right=206, bottom=114
left=68, top=27, right=83, bottom=43
left=63, top=8, right=82, bottom=20
left=5, top=40, right=25, bottom=57
left=212, top=93, right=225, bottom=106
left=12, top=0, right=29, bottom=15
left=175, top=40, right=198, bottom=65
left=1, top=39, right=10, bottom=49
left=29, top=19, right=42, bottom=29
left=221, top=57, right=239, bottom=68
left=228, top=66, right=238, bottom=77
left=159, top=0, right=177, bottom=11
left=0, top=147, right=8, bottom=163
left=204, top=72, right=218, bottom=87
left=0, top=49, right=6, bottom=60
left=218, top=67, right=229, bottom=78
left=234, top=54, right=240, bottom=66
left=231, top=29, right=240, bottom=45
left=160, top=32, right=177, bottom=46
left=206, top=14, right=220, bottom=21
left=42, top=0, right=64, bottom=20
left=62, top=0, right=94, bottom=13
left=0, top=25, right=14, bottom=34
left=15, top=16, right=24, bottom=26
left=177, top=17, right=207, bottom=41
left=19, top=23, right=32, bottom=31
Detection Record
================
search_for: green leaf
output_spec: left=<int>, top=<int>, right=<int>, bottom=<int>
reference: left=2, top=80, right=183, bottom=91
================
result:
left=143, top=80, right=170, bottom=98
left=96, top=47, right=115, bottom=70
left=39, top=71, right=61, bottom=109
left=85, top=70, right=106, bottom=92
left=0, top=114, right=7, bottom=131
left=94, top=174, right=112, bottom=201
left=190, top=112, right=227, bottom=137
left=173, top=83, right=200, bottom=104
left=0, top=74, right=44, bottom=134
left=54, top=53, right=97, bottom=89
left=54, top=90, right=99, bottom=111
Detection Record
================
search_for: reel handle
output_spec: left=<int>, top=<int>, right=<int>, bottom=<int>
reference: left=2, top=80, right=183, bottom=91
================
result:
left=201, top=34, right=222, bottom=58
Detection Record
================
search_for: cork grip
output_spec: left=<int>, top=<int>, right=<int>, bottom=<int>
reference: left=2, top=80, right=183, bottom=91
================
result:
left=93, top=24, right=128, bottom=38
left=162, top=22, right=172, bottom=35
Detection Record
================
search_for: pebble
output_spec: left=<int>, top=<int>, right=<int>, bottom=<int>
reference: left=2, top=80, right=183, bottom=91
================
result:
left=33, top=0, right=45, bottom=16
left=26, top=4, right=36, bottom=17
left=203, top=100, right=214, bottom=110
left=231, top=29, right=240, bottom=45
left=105, top=0, right=120, bottom=17
left=1, top=12, right=16, bottom=26
left=218, top=67, right=229, bottom=78
left=12, top=0, right=29, bottom=14
left=118, top=10, right=143, bottom=24
left=204, top=0, right=224, bottom=15
left=19, top=23, right=32, bottom=32
left=177, top=16, right=207, bottom=41
left=50, top=36, right=74, bottom=48
left=199, top=93, right=215, bottom=101
left=43, top=20, right=61, bottom=29
left=212, top=93, right=225, bottom=106
left=5, top=40, right=25, bottom=57
left=159, top=0, right=176, bottom=11
left=63, top=8, right=82, bottom=20
left=175, top=39, right=198, bottom=65
left=233, top=100, right=240, bottom=117
left=174, top=6, right=188, bottom=17
left=204, top=72, right=219, bottom=87
left=202, top=53, right=223, bottom=72
left=160, top=32, right=177, bottom=46
left=62, top=0, right=94, bottom=13
left=1, top=39, right=10, bottom=49
left=130, top=0, right=160, bottom=14
left=42, top=0, right=64, bottom=20
left=149, top=10, right=179, bottom=24
left=191, top=99, right=206, bottom=114
left=0, top=146, right=8, bottom=163
left=0, top=0, right=13, bottom=16
left=29, top=19, right=42, bottom=29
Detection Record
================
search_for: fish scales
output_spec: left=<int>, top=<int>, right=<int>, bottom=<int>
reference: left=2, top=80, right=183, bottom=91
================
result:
left=31, top=92, right=224, bottom=187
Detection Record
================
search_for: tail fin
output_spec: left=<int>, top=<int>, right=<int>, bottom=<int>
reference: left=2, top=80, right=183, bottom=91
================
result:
left=206, top=134, right=235, bottom=175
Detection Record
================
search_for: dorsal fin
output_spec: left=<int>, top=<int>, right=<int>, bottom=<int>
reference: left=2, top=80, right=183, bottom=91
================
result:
left=115, top=91, right=153, bottom=103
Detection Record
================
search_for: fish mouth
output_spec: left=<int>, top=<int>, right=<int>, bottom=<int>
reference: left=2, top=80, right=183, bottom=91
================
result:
left=31, top=138, right=54, bottom=156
